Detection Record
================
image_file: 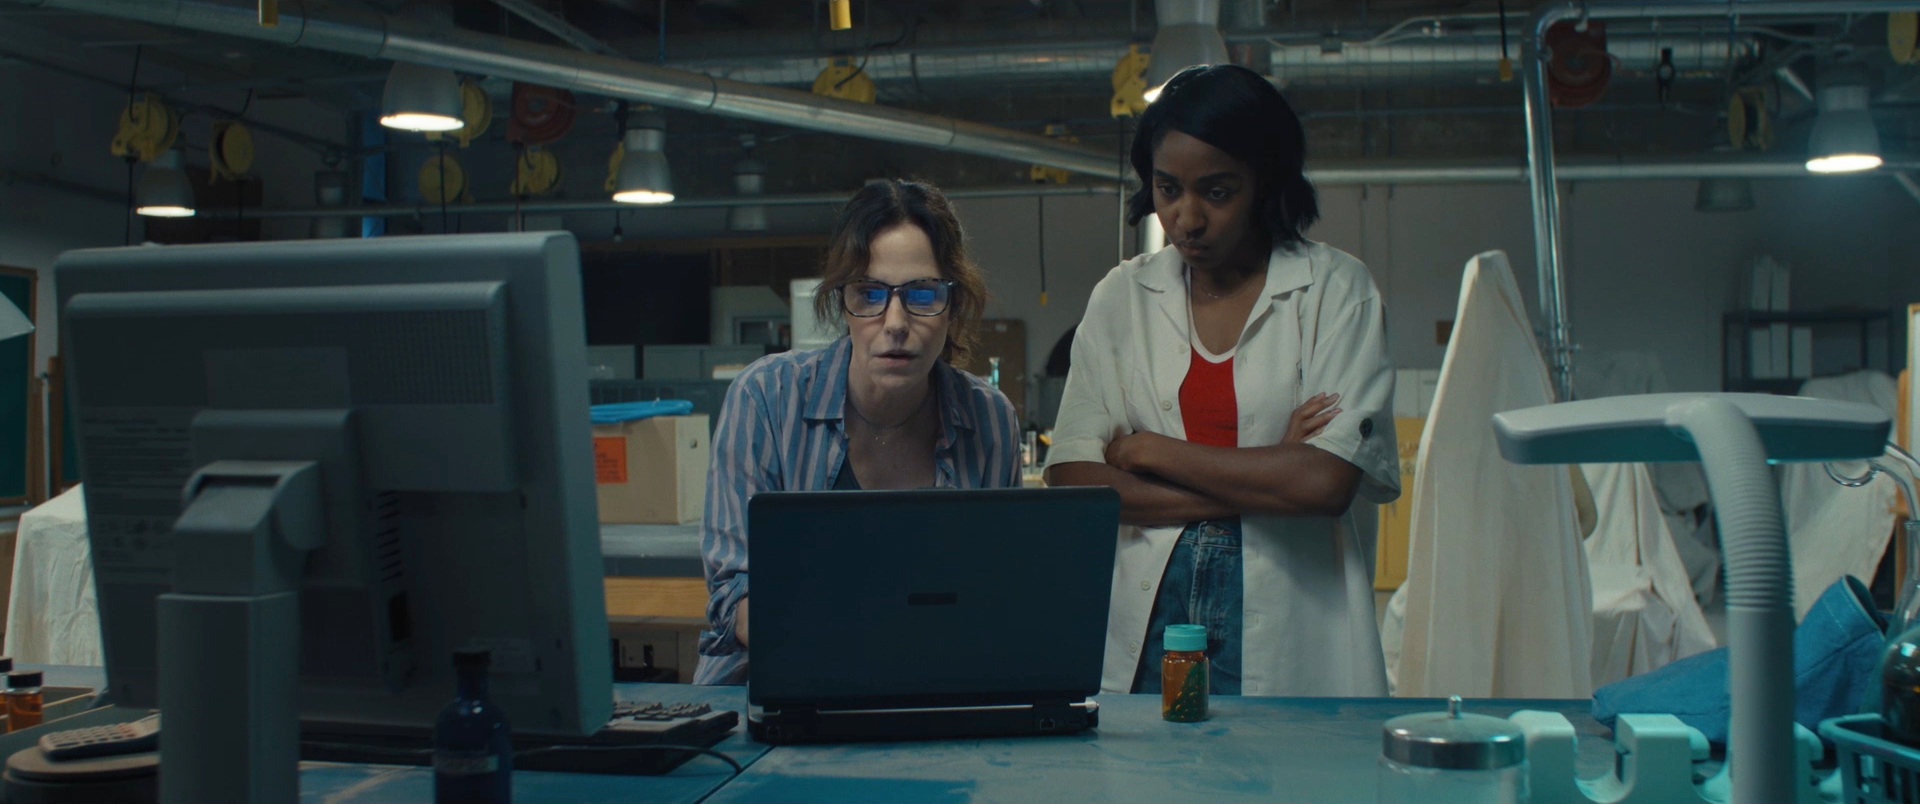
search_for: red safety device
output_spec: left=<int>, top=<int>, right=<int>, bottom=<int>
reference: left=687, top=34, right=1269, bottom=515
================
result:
left=1544, top=20, right=1612, bottom=109
left=506, top=82, right=577, bottom=146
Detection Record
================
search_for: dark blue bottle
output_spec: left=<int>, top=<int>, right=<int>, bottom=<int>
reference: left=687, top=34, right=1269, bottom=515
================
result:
left=434, top=648, right=512, bottom=804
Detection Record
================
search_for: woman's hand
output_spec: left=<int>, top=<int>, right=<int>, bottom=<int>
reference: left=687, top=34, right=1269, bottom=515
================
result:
left=1106, top=431, right=1176, bottom=474
left=1284, top=393, right=1341, bottom=444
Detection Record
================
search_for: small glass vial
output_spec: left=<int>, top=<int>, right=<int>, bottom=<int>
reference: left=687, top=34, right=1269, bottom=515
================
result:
left=1161, top=624, right=1209, bottom=722
left=6, top=670, right=43, bottom=733
left=1378, top=696, right=1527, bottom=804
left=434, top=649, right=512, bottom=804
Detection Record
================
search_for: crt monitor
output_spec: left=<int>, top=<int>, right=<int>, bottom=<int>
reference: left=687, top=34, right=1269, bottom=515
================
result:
left=55, top=233, right=612, bottom=736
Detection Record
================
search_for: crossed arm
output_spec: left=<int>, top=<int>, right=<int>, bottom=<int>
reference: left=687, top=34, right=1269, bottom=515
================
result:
left=1046, top=393, right=1364, bottom=526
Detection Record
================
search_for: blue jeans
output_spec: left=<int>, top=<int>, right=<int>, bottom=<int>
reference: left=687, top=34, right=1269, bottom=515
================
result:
left=1131, top=519, right=1245, bottom=695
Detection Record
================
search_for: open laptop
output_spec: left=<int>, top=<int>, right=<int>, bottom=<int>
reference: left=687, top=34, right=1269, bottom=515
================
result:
left=746, top=486, right=1120, bottom=743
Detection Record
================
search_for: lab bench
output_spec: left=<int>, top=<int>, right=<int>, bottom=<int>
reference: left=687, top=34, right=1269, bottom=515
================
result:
left=602, top=523, right=707, bottom=620
left=32, top=666, right=1610, bottom=804
left=601, top=523, right=708, bottom=682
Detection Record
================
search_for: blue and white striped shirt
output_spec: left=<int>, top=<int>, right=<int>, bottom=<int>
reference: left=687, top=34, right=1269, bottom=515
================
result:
left=693, top=336, right=1023, bottom=685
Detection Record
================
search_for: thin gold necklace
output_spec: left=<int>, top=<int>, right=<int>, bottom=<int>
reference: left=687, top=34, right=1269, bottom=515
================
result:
left=847, top=389, right=931, bottom=447
left=1187, top=266, right=1259, bottom=301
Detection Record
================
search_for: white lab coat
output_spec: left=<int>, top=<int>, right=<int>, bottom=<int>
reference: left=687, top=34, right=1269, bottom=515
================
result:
left=1394, top=250, right=1593, bottom=699
left=1047, top=241, right=1401, bottom=697
left=1782, top=370, right=1900, bottom=623
left=1582, top=462, right=1718, bottom=688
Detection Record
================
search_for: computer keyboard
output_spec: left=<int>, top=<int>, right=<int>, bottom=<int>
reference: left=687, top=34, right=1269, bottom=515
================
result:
left=611, top=701, right=712, bottom=722
left=302, top=699, right=739, bottom=776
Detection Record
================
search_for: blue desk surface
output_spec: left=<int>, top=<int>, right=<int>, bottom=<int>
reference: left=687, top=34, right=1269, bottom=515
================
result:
left=299, top=684, right=767, bottom=804
left=35, top=668, right=1611, bottom=804
left=705, top=695, right=1612, bottom=804
left=34, top=670, right=763, bottom=804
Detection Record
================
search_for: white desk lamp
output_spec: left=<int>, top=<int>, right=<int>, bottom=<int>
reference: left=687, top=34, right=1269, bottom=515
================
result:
left=1492, top=393, right=1890, bottom=804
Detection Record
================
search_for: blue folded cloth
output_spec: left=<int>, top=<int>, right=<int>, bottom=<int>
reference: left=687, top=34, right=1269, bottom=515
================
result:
left=590, top=399, right=695, bottom=425
left=1593, top=575, right=1886, bottom=746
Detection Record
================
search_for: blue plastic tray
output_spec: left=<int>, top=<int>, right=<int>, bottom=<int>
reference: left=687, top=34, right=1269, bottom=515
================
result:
left=1823, top=714, right=1920, bottom=804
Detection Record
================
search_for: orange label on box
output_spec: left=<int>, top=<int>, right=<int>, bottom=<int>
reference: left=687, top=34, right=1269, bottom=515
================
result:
left=594, top=436, right=628, bottom=484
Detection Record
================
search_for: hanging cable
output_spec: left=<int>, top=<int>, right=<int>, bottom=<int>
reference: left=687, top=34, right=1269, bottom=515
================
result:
left=1037, top=195, right=1048, bottom=306
left=123, top=159, right=134, bottom=245
left=1497, top=0, right=1513, bottom=81
left=437, top=141, right=449, bottom=233
left=123, top=45, right=143, bottom=245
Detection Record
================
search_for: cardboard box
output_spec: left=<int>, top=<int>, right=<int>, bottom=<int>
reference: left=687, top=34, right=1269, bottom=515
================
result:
left=593, top=415, right=710, bottom=524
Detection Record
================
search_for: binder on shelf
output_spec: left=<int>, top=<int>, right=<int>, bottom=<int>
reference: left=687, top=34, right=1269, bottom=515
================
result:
left=1790, top=326, right=1813, bottom=380
left=1749, top=327, right=1776, bottom=380
left=1769, top=323, right=1791, bottom=381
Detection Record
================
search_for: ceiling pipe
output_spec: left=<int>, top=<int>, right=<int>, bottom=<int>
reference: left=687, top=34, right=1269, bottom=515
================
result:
left=0, top=169, right=127, bottom=206
left=1895, top=172, right=1920, bottom=208
left=242, top=182, right=1122, bottom=219
left=224, top=155, right=1920, bottom=219
left=672, top=30, right=1752, bottom=88
left=1775, top=64, right=1817, bottom=102
left=1521, top=8, right=1920, bottom=804
left=0, top=0, right=1123, bottom=179
left=487, top=0, right=624, bottom=58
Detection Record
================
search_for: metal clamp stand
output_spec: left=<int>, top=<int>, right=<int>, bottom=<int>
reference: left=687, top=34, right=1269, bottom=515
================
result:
left=1511, top=710, right=1825, bottom=804
left=158, top=460, right=325, bottom=804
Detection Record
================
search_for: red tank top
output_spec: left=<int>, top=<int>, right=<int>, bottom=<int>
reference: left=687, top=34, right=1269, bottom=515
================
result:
left=1179, top=348, right=1238, bottom=448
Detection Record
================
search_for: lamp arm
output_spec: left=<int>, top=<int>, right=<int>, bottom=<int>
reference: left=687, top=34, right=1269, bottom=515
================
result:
left=1670, top=396, right=1796, bottom=804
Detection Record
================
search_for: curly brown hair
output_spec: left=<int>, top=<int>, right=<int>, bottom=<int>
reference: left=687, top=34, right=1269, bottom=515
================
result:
left=812, top=179, right=989, bottom=366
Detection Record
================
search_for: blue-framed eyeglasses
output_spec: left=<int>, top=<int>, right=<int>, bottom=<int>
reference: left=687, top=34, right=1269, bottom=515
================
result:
left=839, top=279, right=955, bottom=318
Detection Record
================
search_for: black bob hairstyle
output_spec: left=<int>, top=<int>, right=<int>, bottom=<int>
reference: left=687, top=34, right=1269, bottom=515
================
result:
left=1126, top=64, right=1319, bottom=248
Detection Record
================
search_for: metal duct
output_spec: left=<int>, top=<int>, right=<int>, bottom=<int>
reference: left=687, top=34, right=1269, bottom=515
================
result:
left=1272, top=36, right=1751, bottom=86
left=680, top=47, right=1129, bottom=87
left=226, top=156, right=1920, bottom=219
left=1, top=0, right=1122, bottom=178
left=243, top=182, right=1122, bottom=219
left=666, top=34, right=1752, bottom=88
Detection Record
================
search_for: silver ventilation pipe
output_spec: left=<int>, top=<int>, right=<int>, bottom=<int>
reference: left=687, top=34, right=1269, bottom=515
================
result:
left=1, top=0, right=1122, bottom=178
left=233, top=155, right=1920, bottom=219
left=244, top=182, right=1123, bottom=219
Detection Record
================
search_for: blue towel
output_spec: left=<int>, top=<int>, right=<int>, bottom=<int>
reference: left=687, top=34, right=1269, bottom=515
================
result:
left=590, top=399, right=695, bottom=425
left=1592, top=575, right=1886, bottom=746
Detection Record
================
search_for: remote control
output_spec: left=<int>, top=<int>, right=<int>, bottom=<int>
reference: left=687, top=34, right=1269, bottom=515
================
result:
left=39, top=714, right=160, bottom=761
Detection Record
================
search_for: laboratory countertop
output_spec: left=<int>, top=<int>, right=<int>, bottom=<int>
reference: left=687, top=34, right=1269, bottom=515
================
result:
left=301, top=684, right=763, bottom=804
left=705, top=694, right=1611, bottom=804
left=32, top=668, right=1613, bottom=804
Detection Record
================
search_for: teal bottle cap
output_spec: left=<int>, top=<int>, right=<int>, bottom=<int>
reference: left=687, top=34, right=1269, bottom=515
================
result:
left=1164, top=624, right=1207, bottom=652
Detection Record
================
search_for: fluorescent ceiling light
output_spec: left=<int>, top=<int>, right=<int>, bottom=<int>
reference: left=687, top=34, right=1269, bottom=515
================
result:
left=729, top=159, right=768, bottom=231
left=380, top=62, right=463, bottom=132
left=1805, top=81, right=1882, bottom=174
left=1806, top=154, right=1883, bottom=174
left=1143, top=0, right=1228, bottom=104
left=135, top=149, right=196, bottom=218
left=613, top=122, right=674, bottom=205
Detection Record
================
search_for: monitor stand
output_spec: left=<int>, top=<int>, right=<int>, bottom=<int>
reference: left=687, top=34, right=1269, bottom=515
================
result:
left=158, top=456, right=326, bottom=804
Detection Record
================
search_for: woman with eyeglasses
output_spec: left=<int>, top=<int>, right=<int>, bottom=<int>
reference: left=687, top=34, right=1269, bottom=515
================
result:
left=693, top=178, right=1020, bottom=685
left=1046, top=65, right=1400, bottom=697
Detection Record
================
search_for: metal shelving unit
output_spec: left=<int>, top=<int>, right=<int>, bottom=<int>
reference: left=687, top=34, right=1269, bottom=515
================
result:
left=1722, top=309, right=1902, bottom=394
